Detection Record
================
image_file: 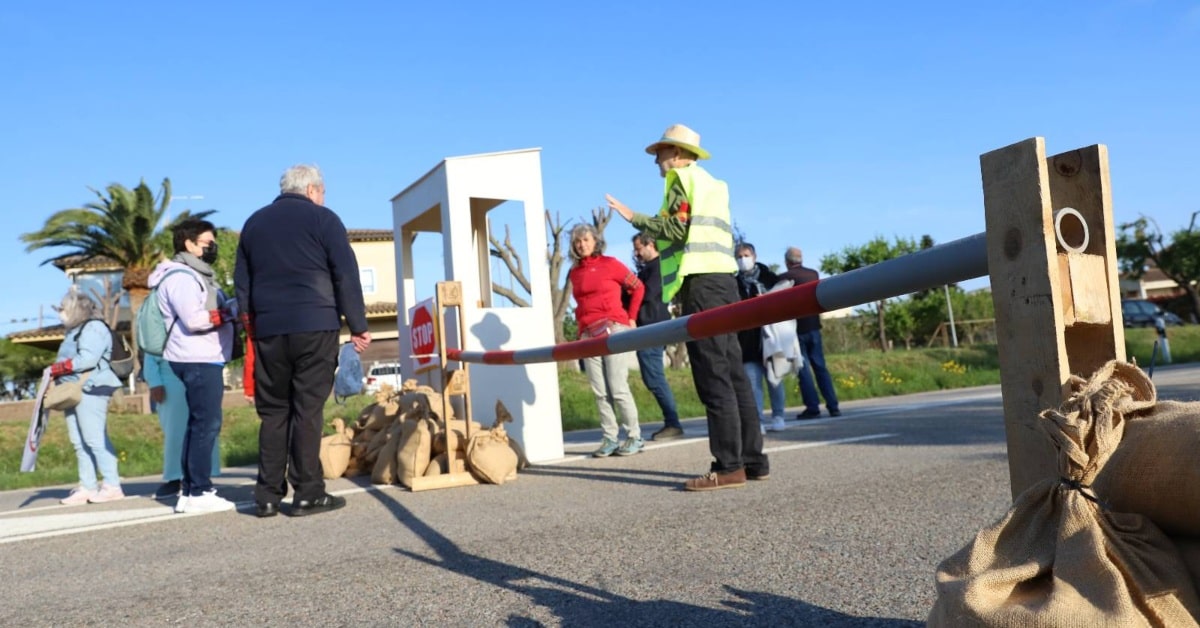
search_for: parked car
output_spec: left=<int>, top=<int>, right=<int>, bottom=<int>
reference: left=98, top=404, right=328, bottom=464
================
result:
left=364, top=362, right=403, bottom=394
left=1121, top=299, right=1184, bottom=328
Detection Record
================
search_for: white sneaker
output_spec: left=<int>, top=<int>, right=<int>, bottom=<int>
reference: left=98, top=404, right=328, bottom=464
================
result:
left=175, top=495, right=189, bottom=513
left=88, top=483, right=125, bottom=503
left=766, top=417, right=787, bottom=432
left=180, top=490, right=235, bottom=513
left=61, top=487, right=97, bottom=506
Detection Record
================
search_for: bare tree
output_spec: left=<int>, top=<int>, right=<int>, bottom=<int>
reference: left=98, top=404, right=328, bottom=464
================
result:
left=486, top=220, right=532, bottom=308
left=87, top=275, right=124, bottom=328
left=545, top=210, right=572, bottom=344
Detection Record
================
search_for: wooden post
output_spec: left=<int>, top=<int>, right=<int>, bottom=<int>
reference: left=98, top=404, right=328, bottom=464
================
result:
left=410, top=280, right=480, bottom=492
left=982, top=138, right=1125, bottom=499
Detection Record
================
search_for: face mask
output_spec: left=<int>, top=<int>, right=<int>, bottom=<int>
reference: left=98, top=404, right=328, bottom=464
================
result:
left=201, top=241, right=219, bottom=264
left=736, top=256, right=755, bottom=273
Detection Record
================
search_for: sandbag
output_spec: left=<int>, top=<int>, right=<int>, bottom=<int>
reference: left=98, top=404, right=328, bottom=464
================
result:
left=357, top=403, right=390, bottom=432
left=371, top=420, right=406, bottom=485
left=434, top=419, right=483, bottom=455
left=1094, top=400, right=1200, bottom=536
left=396, top=417, right=435, bottom=488
left=466, top=424, right=518, bottom=485
left=424, top=452, right=467, bottom=477
left=318, top=418, right=354, bottom=479
left=1176, top=537, right=1200, bottom=587
left=929, top=361, right=1200, bottom=627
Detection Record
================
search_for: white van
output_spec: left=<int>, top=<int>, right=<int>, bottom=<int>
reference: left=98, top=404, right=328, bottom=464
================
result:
left=364, top=362, right=403, bottom=394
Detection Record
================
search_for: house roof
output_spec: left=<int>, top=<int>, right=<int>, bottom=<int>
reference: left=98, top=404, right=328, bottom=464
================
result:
left=347, top=229, right=393, bottom=243
left=7, top=320, right=131, bottom=348
left=50, top=255, right=122, bottom=272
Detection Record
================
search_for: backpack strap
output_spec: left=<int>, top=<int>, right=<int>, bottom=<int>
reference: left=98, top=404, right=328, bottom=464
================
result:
left=158, top=268, right=206, bottom=343
left=71, top=318, right=111, bottom=374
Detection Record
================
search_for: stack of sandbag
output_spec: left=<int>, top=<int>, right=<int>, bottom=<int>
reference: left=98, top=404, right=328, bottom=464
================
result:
left=335, top=379, right=530, bottom=490
left=929, top=361, right=1200, bottom=626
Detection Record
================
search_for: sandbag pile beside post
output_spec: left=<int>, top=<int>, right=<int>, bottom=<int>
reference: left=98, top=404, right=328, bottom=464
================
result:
left=334, top=380, right=527, bottom=489
left=929, top=361, right=1200, bottom=627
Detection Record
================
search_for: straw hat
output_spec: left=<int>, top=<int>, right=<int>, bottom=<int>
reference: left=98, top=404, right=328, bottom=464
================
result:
left=644, top=124, right=711, bottom=160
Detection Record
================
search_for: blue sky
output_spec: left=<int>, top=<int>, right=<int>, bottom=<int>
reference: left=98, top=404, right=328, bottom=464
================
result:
left=3, top=1, right=1198, bottom=331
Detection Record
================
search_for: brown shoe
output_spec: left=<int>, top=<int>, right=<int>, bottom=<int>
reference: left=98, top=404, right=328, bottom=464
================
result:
left=684, top=468, right=747, bottom=491
left=747, top=471, right=769, bottom=481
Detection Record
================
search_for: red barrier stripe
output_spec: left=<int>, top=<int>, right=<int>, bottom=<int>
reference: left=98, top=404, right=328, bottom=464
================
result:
left=550, top=337, right=611, bottom=362
left=482, top=350, right=516, bottom=365
left=686, top=279, right=823, bottom=340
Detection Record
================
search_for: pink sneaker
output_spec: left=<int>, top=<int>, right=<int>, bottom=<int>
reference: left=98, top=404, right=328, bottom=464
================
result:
left=88, top=484, right=125, bottom=503
left=61, top=487, right=97, bottom=505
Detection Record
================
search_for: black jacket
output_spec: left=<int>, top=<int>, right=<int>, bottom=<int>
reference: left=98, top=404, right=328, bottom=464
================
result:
left=235, top=193, right=368, bottom=338
left=780, top=265, right=822, bottom=333
left=634, top=257, right=671, bottom=326
left=736, top=263, right=779, bottom=363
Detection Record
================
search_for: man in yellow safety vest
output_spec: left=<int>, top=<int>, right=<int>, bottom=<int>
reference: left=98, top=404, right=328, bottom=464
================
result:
left=607, top=124, right=768, bottom=490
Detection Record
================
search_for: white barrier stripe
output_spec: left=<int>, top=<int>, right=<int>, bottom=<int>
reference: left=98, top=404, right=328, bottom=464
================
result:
left=605, top=318, right=693, bottom=355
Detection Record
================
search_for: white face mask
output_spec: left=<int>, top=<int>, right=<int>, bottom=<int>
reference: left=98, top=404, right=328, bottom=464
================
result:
left=736, top=256, right=755, bottom=273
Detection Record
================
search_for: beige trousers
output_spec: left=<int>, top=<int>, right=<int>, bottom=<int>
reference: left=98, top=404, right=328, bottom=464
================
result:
left=582, top=323, right=640, bottom=441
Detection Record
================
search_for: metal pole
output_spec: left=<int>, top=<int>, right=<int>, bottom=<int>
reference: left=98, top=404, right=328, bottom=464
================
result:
left=944, top=284, right=959, bottom=348
left=449, top=232, right=989, bottom=364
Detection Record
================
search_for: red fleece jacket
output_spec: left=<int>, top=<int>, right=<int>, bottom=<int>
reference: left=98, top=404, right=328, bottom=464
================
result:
left=569, top=254, right=644, bottom=335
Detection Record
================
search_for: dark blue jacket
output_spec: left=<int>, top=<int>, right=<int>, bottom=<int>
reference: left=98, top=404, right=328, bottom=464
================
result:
left=234, top=193, right=368, bottom=338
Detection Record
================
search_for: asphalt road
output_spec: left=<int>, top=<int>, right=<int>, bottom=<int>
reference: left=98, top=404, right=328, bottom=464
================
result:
left=2, top=364, right=1197, bottom=627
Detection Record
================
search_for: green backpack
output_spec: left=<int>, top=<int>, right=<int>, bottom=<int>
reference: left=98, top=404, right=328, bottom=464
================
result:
left=136, top=269, right=203, bottom=357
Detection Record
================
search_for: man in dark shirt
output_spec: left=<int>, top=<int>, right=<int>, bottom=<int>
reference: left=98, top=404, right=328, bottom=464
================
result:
left=631, top=233, right=683, bottom=441
left=780, top=247, right=840, bottom=418
left=235, top=164, right=371, bottom=518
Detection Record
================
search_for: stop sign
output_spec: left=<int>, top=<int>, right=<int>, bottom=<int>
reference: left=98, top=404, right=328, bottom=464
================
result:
left=409, top=299, right=438, bottom=373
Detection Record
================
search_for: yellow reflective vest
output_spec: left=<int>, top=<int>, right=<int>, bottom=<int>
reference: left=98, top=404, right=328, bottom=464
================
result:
left=657, top=164, right=737, bottom=302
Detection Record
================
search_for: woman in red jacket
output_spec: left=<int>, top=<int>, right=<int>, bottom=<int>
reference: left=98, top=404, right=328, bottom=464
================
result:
left=568, top=223, right=646, bottom=457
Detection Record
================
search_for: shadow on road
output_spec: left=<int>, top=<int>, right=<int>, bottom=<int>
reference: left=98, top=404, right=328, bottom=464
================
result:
left=367, top=489, right=920, bottom=626
left=519, top=464, right=693, bottom=489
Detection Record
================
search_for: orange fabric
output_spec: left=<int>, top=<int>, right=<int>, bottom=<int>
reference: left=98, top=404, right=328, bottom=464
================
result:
left=242, top=337, right=255, bottom=398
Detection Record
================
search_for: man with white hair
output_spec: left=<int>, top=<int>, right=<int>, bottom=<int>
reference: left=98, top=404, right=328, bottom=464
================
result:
left=607, top=125, right=767, bottom=491
left=235, top=164, right=371, bottom=518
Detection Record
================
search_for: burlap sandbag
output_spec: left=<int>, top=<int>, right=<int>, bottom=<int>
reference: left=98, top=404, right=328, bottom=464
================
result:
left=1093, top=400, right=1200, bottom=536
left=1176, top=537, right=1200, bottom=588
left=434, top=419, right=483, bottom=455
left=350, top=427, right=378, bottom=467
left=371, top=420, right=406, bottom=485
left=466, top=423, right=518, bottom=485
left=319, top=418, right=354, bottom=479
left=356, top=403, right=390, bottom=432
left=424, top=452, right=467, bottom=477
left=396, top=417, right=434, bottom=488
left=929, top=361, right=1200, bottom=627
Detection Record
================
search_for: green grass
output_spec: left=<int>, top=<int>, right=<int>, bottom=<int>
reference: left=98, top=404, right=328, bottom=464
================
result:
left=1124, top=325, right=1200, bottom=367
left=3, top=337, right=1190, bottom=491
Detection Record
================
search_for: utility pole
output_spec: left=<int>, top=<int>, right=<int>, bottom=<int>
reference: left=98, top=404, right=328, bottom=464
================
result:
left=944, top=284, right=959, bottom=348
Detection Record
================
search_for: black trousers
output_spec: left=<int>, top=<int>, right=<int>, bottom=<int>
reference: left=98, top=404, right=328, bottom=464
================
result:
left=253, top=330, right=337, bottom=505
left=680, top=273, right=768, bottom=474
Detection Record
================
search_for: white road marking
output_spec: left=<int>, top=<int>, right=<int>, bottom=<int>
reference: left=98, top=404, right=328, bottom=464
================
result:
left=763, top=433, right=896, bottom=454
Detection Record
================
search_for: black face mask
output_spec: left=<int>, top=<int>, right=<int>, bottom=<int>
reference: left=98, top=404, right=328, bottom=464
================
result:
left=200, top=242, right=219, bottom=264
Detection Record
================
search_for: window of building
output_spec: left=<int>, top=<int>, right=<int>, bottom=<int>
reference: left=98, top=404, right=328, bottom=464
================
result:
left=360, top=268, right=376, bottom=294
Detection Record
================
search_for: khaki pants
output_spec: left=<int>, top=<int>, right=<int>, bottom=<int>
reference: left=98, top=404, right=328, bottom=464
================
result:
left=583, top=324, right=640, bottom=442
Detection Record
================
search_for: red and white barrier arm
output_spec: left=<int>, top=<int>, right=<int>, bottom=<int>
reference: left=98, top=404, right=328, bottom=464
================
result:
left=447, top=233, right=988, bottom=365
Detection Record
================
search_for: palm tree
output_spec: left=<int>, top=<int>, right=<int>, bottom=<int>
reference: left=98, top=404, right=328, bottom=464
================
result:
left=20, top=178, right=214, bottom=372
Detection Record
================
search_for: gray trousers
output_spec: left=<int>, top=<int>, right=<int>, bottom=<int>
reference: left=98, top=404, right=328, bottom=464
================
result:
left=583, top=323, right=640, bottom=441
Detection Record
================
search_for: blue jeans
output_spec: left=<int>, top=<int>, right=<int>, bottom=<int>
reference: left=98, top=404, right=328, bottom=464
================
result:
left=169, top=362, right=225, bottom=497
left=65, top=392, right=120, bottom=490
left=636, top=346, right=680, bottom=428
left=743, top=361, right=786, bottom=420
left=797, top=331, right=839, bottom=412
left=156, top=360, right=220, bottom=481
